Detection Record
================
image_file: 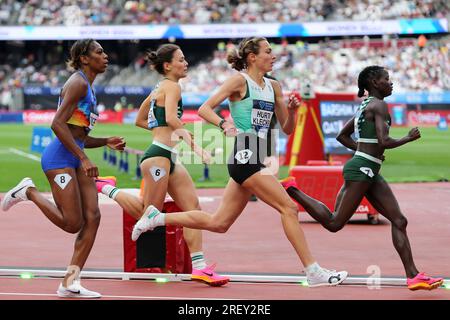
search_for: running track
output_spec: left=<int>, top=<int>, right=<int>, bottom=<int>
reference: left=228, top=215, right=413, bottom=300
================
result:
left=1, top=183, right=449, bottom=300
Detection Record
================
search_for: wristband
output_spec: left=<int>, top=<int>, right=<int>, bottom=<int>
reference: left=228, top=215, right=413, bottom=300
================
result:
left=218, top=119, right=226, bottom=131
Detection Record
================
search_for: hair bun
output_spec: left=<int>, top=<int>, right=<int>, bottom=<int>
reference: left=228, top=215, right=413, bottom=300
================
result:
left=357, top=88, right=365, bottom=98
left=145, top=51, right=158, bottom=64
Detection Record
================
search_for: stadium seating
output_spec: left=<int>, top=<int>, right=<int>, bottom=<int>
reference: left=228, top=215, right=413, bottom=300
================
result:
left=0, top=0, right=448, bottom=109
left=1, top=36, right=448, bottom=103
left=2, top=0, right=448, bottom=25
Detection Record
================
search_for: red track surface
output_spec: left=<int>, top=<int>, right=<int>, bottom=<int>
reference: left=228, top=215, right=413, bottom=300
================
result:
left=1, top=183, right=449, bottom=300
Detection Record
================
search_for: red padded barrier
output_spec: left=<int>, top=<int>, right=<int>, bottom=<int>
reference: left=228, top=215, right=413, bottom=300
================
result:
left=290, top=165, right=377, bottom=215
left=123, top=200, right=192, bottom=274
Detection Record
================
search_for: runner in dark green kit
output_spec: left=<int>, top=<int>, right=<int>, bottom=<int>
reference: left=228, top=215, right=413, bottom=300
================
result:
left=281, top=65, right=444, bottom=291
left=97, top=44, right=229, bottom=286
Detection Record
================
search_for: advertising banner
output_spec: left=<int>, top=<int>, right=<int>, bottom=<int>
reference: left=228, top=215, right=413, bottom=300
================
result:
left=1, top=18, right=446, bottom=40
left=30, top=127, right=53, bottom=153
left=407, top=110, right=450, bottom=126
left=0, top=112, right=23, bottom=123
left=23, top=110, right=56, bottom=124
left=319, top=101, right=359, bottom=155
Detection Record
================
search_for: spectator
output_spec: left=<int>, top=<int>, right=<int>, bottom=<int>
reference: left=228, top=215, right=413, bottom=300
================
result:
left=0, top=85, right=13, bottom=111
left=4, top=0, right=449, bottom=25
left=97, top=101, right=106, bottom=113
left=1, top=36, right=448, bottom=94
left=113, top=100, right=123, bottom=112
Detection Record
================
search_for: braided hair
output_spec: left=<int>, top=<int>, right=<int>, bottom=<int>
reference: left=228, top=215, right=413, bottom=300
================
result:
left=357, top=66, right=385, bottom=97
left=66, top=39, right=96, bottom=71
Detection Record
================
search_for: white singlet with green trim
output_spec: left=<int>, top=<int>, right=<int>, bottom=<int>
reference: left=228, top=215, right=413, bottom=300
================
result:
left=228, top=73, right=275, bottom=139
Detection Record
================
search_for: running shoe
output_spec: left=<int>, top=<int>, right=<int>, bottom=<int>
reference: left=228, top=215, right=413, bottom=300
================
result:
left=407, top=272, right=444, bottom=291
left=95, top=176, right=117, bottom=193
left=131, top=205, right=163, bottom=241
left=279, top=176, right=298, bottom=190
left=56, top=280, right=101, bottom=298
left=307, top=268, right=348, bottom=287
left=191, top=263, right=230, bottom=287
left=1, top=177, right=35, bottom=211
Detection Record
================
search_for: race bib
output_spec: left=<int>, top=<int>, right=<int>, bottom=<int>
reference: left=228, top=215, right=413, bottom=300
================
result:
left=150, top=166, right=166, bottom=182
left=54, top=173, right=72, bottom=190
left=251, top=100, right=273, bottom=138
left=235, top=149, right=253, bottom=164
left=148, top=100, right=159, bottom=129
left=89, top=112, right=98, bottom=130
left=360, top=167, right=374, bottom=178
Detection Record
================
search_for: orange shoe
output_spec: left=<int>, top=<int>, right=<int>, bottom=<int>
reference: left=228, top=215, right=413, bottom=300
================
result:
left=279, top=176, right=298, bottom=190
left=191, top=263, right=229, bottom=287
left=407, top=272, right=444, bottom=291
left=95, top=176, right=117, bottom=193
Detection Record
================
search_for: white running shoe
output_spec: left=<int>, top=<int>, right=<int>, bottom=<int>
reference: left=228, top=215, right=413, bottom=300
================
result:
left=131, top=205, right=162, bottom=241
left=1, top=177, right=35, bottom=211
left=56, top=280, right=101, bottom=299
left=307, top=268, right=348, bottom=287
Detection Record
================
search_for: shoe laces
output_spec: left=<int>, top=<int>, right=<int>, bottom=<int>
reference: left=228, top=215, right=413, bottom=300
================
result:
left=72, top=279, right=82, bottom=287
left=203, top=263, right=217, bottom=272
left=64, top=280, right=82, bottom=292
left=321, top=268, right=337, bottom=274
left=416, top=272, right=431, bottom=280
left=210, top=263, right=217, bottom=269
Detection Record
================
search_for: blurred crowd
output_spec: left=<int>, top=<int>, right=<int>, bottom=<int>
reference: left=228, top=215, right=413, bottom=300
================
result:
left=0, top=0, right=449, bottom=110
left=1, top=0, right=448, bottom=25
left=269, top=36, right=449, bottom=93
left=1, top=0, right=119, bottom=26
left=1, top=36, right=448, bottom=111
left=182, top=36, right=449, bottom=94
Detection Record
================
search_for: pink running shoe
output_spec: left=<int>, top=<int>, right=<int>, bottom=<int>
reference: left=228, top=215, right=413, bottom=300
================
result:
left=95, top=176, right=117, bottom=193
left=191, top=263, right=229, bottom=287
left=407, top=272, right=444, bottom=291
left=279, top=176, right=298, bottom=190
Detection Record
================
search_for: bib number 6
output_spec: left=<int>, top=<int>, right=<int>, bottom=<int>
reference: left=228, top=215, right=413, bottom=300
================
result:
left=150, top=166, right=166, bottom=182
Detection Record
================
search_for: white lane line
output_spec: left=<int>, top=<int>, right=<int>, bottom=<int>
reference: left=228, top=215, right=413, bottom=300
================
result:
left=4, top=268, right=444, bottom=287
left=98, top=193, right=219, bottom=205
left=0, top=292, right=238, bottom=300
left=9, top=148, right=41, bottom=162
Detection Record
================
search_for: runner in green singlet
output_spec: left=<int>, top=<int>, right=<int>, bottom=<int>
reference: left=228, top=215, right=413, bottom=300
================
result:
left=282, top=65, right=444, bottom=291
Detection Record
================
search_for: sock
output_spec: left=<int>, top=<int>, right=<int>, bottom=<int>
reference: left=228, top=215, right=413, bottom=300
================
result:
left=63, top=265, right=80, bottom=288
left=102, top=184, right=119, bottom=200
left=145, top=206, right=166, bottom=226
left=191, top=251, right=207, bottom=270
left=155, top=212, right=166, bottom=226
left=305, top=262, right=322, bottom=277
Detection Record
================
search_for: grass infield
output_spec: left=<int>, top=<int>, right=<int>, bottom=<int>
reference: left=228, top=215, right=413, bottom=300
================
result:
left=0, top=123, right=448, bottom=192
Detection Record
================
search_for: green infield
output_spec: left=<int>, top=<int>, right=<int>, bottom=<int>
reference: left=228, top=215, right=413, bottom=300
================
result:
left=0, top=123, right=449, bottom=192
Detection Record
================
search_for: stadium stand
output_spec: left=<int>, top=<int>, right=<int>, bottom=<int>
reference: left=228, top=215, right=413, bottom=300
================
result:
left=0, top=0, right=448, bottom=110
left=1, top=0, right=449, bottom=25
left=1, top=36, right=448, bottom=104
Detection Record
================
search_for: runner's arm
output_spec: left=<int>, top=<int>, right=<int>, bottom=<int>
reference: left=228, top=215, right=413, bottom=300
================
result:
left=336, top=116, right=357, bottom=151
